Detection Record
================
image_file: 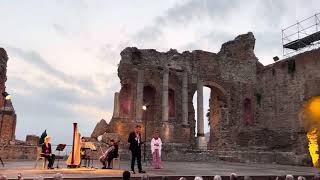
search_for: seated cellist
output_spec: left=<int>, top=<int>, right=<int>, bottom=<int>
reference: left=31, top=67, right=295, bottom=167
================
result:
left=41, top=136, right=55, bottom=169
left=100, top=139, right=119, bottom=169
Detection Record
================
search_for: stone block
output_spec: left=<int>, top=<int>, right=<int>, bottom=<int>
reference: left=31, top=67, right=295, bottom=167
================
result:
left=26, top=135, right=39, bottom=146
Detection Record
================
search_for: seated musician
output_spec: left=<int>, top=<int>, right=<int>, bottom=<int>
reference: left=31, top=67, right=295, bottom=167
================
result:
left=100, top=139, right=119, bottom=169
left=41, top=136, right=55, bottom=169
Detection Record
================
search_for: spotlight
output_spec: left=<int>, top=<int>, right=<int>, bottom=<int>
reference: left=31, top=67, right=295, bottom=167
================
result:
left=142, top=105, right=147, bottom=111
left=273, top=56, right=279, bottom=62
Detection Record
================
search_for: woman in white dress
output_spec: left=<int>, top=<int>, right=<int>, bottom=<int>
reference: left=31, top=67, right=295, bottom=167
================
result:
left=151, top=130, right=162, bottom=169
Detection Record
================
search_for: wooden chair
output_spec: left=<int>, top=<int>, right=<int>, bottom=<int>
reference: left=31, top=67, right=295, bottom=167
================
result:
left=34, top=147, right=47, bottom=169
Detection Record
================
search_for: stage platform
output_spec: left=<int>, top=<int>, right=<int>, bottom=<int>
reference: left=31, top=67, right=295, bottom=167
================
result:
left=0, top=160, right=318, bottom=180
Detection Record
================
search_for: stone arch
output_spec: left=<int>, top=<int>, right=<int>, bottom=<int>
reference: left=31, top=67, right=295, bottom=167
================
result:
left=203, top=81, right=229, bottom=106
left=142, top=84, right=156, bottom=121
left=168, top=88, right=176, bottom=119
left=119, top=84, right=132, bottom=117
left=142, top=85, right=157, bottom=142
left=192, top=80, right=230, bottom=149
left=204, top=82, right=229, bottom=150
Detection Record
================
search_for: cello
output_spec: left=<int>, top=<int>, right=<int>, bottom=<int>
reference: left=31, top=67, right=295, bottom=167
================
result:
left=66, top=123, right=81, bottom=168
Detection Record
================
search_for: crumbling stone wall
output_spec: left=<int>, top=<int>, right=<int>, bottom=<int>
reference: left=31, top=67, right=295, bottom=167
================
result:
left=0, top=48, right=16, bottom=144
left=0, top=106, right=16, bottom=143
left=0, top=144, right=37, bottom=160
left=0, top=47, right=38, bottom=160
left=90, top=32, right=318, bottom=165
left=92, top=32, right=258, bottom=151
left=253, top=49, right=320, bottom=165
left=0, top=48, right=8, bottom=109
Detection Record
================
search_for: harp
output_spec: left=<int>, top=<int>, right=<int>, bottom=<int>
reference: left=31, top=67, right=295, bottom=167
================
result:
left=66, top=123, right=81, bottom=168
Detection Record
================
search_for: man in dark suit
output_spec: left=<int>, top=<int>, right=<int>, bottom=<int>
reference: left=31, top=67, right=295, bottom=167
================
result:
left=128, top=125, right=145, bottom=173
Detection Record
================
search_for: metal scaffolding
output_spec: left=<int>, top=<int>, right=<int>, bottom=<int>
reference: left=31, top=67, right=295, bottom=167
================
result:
left=282, top=13, right=320, bottom=57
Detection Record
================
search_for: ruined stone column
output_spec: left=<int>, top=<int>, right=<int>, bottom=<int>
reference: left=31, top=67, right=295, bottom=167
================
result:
left=182, top=72, right=188, bottom=125
left=113, top=92, right=120, bottom=118
left=197, top=79, right=204, bottom=136
left=135, top=70, right=144, bottom=122
left=162, top=69, right=169, bottom=122
left=197, top=79, right=206, bottom=149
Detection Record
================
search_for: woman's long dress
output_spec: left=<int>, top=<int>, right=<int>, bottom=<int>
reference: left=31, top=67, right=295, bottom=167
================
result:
left=151, top=138, right=162, bottom=169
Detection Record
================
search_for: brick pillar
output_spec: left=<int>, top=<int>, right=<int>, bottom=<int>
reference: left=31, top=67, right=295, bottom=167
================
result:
left=135, top=70, right=144, bottom=122
left=182, top=71, right=188, bottom=125
left=197, top=79, right=206, bottom=149
left=113, top=92, right=120, bottom=118
left=162, top=69, right=169, bottom=122
left=0, top=83, right=4, bottom=109
left=197, top=80, right=204, bottom=136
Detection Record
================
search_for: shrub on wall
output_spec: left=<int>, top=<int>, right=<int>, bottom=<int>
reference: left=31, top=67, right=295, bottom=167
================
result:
left=272, top=68, right=276, bottom=76
left=206, top=108, right=210, bottom=126
left=288, top=58, right=296, bottom=75
left=255, top=93, right=262, bottom=106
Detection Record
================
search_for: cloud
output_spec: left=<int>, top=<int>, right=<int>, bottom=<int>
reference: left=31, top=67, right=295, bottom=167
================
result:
left=9, top=73, right=116, bottom=142
left=53, top=23, right=68, bottom=37
left=163, top=0, right=240, bottom=23
left=133, top=0, right=241, bottom=44
left=2, top=0, right=320, bottom=143
left=7, top=46, right=100, bottom=95
left=5, top=46, right=118, bottom=143
left=131, top=0, right=307, bottom=64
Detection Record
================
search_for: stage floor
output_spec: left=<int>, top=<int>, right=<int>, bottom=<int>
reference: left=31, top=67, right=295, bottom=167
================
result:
left=0, top=160, right=318, bottom=179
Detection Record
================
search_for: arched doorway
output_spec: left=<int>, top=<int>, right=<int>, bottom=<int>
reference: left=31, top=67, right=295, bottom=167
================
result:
left=192, top=81, right=229, bottom=150
left=193, top=86, right=211, bottom=138
left=169, top=89, right=176, bottom=120
left=142, top=85, right=156, bottom=141
left=142, top=85, right=156, bottom=120
left=119, top=84, right=132, bottom=117
left=299, top=96, right=320, bottom=167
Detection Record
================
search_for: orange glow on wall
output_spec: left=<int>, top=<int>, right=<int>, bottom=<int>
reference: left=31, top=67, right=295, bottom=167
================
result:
left=308, top=97, right=320, bottom=120
left=307, top=129, right=319, bottom=167
left=301, top=96, right=320, bottom=167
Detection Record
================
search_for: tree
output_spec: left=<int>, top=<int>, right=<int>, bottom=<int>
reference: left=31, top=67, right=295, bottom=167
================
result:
left=206, top=108, right=210, bottom=126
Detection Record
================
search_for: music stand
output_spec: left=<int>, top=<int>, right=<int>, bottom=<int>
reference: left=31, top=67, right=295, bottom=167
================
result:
left=90, top=148, right=98, bottom=169
left=80, top=146, right=90, bottom=168
left=56, top=144, right=66, bottom=168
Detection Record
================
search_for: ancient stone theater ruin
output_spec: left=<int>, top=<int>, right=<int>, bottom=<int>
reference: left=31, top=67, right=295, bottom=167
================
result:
left=91, top=32, right=320, bottom=166
left=0, top=48, right=38, bottom=160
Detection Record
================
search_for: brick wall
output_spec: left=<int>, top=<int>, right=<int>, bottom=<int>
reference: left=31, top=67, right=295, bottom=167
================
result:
left=0, top=145, right=37, bottom=160
left=0, top=112, right=16, bottom=143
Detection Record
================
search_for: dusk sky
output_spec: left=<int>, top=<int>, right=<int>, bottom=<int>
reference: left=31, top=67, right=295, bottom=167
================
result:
left=0, top=0, right=319, bottom=144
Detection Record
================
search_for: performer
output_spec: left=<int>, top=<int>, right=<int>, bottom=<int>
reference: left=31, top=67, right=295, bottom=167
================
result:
left=41, top=136, right=55, bottom=169
left=99, top=139, right=119, bottom=169
left=151, top=130, right=162, bottom=169
left=128, top=125, right=146, bottom=173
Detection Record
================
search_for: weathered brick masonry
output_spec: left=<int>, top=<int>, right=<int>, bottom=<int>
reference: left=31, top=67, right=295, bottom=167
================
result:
left=92, top=32, right=319, bottom=166
left=0, top=48, right=37, bottom=160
